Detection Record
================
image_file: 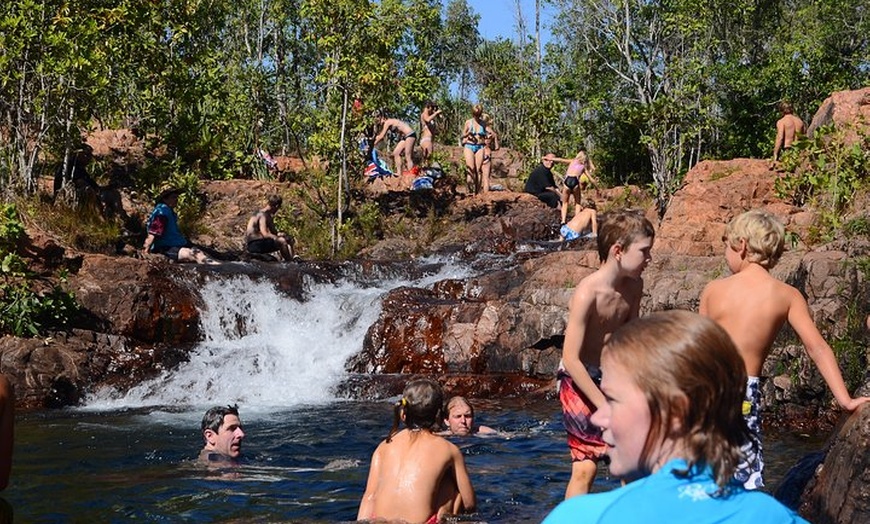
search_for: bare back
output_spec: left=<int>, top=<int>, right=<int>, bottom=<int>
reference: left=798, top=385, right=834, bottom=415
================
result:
left=774, top=114, right=806, bottom=159
left=359, top=429, right=474, bottom=523
left=700, top=266, right=794, bottom=376
left=562, top=269, right=643, bottom=409
left=244, top=211, right=273, bottom=243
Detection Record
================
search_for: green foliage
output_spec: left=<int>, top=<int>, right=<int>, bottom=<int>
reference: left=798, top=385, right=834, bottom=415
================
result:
left=774, top=124, right=869, bottom=242
left=0, top=204, right=78, bottom=337
left=829, top=304, right=870, bottom=393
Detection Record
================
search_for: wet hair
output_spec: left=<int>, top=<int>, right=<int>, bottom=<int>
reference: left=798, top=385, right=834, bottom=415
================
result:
left=596, top=209, right=655, bottom=263
left=387, top=378, right=444, bottom=442
left=267, top=194, right=283, bottom=208
left=201, top=404, right=240, bottom=435
left=583, top=199, right=597, bottom=210
left=424, top=100, right=437, bottom=111
left=445, top=396, right=474, bottom=418
left=602, top=310, right=749, bottom=491
left=724, top=209, right=784, bottom=269
left=472, top=104, right=483, bottom=118
left=778, top=101, right=794, bottom=114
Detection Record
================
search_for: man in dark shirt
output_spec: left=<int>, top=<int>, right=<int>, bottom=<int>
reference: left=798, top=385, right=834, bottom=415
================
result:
left=525, top=153, right=561, bottom=208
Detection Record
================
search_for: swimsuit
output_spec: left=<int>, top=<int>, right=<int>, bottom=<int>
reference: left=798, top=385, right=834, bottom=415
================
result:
left=560, top=224, right=581, bottom=241
left=403, top=131, right=417, bottom=140
left=735, top=376, right=764, bottom=489
left=247, top=238, right=279, bottom=254
left=543, top=458, right=809, bottom=523
left=564, top=176, right=579, bottom=190
left=557, top=367, right=606, bottom=462
left=463, top=120, right=487, bottom=152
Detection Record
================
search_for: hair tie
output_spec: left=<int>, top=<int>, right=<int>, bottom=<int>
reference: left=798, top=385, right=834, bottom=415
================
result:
left=399, top=398, right=407, bottom=407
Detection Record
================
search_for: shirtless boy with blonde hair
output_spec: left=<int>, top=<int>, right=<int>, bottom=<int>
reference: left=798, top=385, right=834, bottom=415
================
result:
left=700, top=209, right=870, bottom=489
left=358, top=378, right=475, bottom=523
left=558, top=209, right=655, bottom=499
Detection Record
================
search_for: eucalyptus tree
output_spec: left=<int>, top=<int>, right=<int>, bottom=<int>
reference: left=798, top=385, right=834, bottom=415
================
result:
left=0, top=0, right=119, bottom=194
left=549, top=0, right=722, bottom=212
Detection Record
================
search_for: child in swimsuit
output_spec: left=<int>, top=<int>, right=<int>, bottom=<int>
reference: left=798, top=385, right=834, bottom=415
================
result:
left=545, top=311, right=809, bottom=523
left=700, top=209, right=870, bottom=489
left=358, top=378, right=476, bottom=523
left=551, top=151, right=599, bottom=225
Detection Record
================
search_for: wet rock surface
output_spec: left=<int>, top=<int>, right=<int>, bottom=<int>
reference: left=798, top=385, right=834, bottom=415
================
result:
left=798, top=405, right=870, bottom=523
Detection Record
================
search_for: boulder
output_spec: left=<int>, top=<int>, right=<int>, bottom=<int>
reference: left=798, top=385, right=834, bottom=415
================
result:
left=808, top=87, right=870, bottom=144
left=799, top=405, right=870, bottom=523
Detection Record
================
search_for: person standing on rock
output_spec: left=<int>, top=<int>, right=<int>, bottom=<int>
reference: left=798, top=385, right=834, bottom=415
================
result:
left=419, top=101, right=442, bottom=167
left=244, top=195, right=295, bottom=262
left=700, top=209, right=870, bottom=490
left=142, top=187, right=217, bottom=264
left=199, top=404, right=246, bottom=465
left=524, top=154, right=562, bottom=208
left=773, top=101, right=805, bottom=161
left=558, top=209, right=655, bottom=499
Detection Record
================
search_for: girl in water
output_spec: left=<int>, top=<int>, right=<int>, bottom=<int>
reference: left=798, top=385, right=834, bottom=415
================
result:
left=358, top=378, right=476, bottom=524
left=552, top=151, right=598, bottom=225
left=460, top=104, right=488, bottom=194
left=543, top=311, right=808, bottom=523
left=419, top=101, right=442, bottom=166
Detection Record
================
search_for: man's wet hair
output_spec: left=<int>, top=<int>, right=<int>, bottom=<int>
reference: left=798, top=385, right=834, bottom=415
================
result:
left=268, top=194, right=282, bottom=208
left=201, top=404, right=240, bottom=434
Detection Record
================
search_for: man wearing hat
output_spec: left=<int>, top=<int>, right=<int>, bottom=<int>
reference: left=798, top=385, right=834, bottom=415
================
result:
left=524, top=153, right=562, bottom=208
left=142, top=188, right=216, bottom=264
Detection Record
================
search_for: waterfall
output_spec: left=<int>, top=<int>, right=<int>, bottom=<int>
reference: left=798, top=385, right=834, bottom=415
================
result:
left=84, top=259, right=473, bottom=410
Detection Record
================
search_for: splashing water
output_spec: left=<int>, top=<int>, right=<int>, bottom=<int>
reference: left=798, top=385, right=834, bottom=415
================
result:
left=85, top=259, right=474, bottom=410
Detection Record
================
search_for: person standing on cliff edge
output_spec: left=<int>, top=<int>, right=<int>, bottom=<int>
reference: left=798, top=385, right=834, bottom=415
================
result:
left=773, top=101, right=805, bottom=161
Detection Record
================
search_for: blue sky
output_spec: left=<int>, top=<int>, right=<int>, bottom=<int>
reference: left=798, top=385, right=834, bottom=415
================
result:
left=468, top=0, right=556, bottom=45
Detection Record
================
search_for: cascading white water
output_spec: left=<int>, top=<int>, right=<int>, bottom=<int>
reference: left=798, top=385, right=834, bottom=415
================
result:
left=85, top=260, right=473, bottom=410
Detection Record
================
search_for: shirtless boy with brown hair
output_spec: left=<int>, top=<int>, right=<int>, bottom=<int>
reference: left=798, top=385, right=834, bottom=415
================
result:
left=700, top=209, right=869, bottom=489
left=358, top=378, right=475, bottom=523
left=773, top=101, right=806, bottom=161
left=558, top=209, right=655, bottom=499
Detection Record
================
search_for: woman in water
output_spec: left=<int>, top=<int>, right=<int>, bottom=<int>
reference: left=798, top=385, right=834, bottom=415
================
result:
left=358, top=378, right=475, bottom=524
left=543, top=311, right=808, bottom=523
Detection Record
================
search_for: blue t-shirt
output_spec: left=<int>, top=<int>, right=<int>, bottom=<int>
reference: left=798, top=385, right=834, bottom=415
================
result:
left=146, top=203, right=188, bottom=250
left=543, top=459, right=808, bottom=524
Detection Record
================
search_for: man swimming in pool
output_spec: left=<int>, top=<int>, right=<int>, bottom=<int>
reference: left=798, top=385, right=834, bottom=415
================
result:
left=199, top=404, right=246, bottom=465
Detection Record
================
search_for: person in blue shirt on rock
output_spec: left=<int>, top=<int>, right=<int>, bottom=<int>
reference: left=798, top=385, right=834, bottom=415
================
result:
left=543, top=310, right=808, bottom=524
left=142, top=187, right=217, bottom=264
